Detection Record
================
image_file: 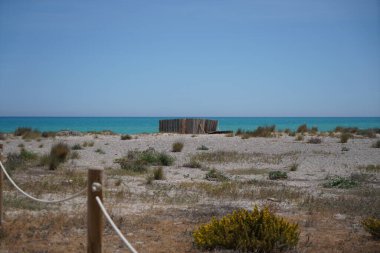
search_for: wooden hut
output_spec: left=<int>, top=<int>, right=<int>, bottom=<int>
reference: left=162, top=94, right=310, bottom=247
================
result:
left=159, top=118, right=218, bottom=134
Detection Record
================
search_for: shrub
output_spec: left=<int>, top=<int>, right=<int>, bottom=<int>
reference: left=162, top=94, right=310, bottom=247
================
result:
left=121, top=134, right=132, bottom=140
left=115, top=148, right=174, bottom=172
left=340, top=133, right=352, bottom=143
left=323, top=176, right=357, bottom=189
left=197, top=145, right=209, bottom=151
left=82, top=141, right=95, bottom=147
left=362, top=217, right=380, bottom=239
left=307, top=137, right=322, bottom=144
left=5, top=150, right=38, bottom=171
left=22, top=129, right=41, bottom=139
left=153, top=167, right=164, bottom=180
left=49, top=143, right=70, bottom=170
left=193, top=206, right=300, bottom=252
left=71, top=144, right=82, bottom=150
left=290, top=163, right=298, bottom=171
left=0, top=133, right=6, bottom=140
left=95, top=148, right=105, bottom=154
left=372, top=140, right=380, bottom=148
left=19, top=149, right=38, bottom=161
left=172, top=142, right=184, bottom=152
left=70, top=151, right=80, bottom=159
left=14, top=127, right=32, bottom=136
left=295, top=135, right=304, bottom=141
left=269, top=171, right=288, bottom=180
left=297, top=124, right=308, bottom=133
left=183, top=159, right=202, bottom=168
left=235, top=126, right=276, bottom=138
left=341, top=146, right=349, bottom=152
left=310, top=126, right=318, bottom=134
left=41, top=131, right=56, bottom=138
left=205, top=169, right=228, bottom=182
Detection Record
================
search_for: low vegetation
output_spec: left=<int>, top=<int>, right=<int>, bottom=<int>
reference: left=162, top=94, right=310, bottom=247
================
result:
left=307, top=137, right=322, bottom=144
left=358, top=164, right=380, bottom=173
left=295, top=134, right=304, bottom=141
left=372, top=140, right=380, bottom=148
left=82, top=141, right=94, bottom=147
left=235, top=125, right=276, bottom=138
left=323, top=176, right=358, bottom=189
left=5, top=149, right=39, bottom=171
left=335, top=126, right=379, bottom=138
left=297, top=124, right=308, bottom=133
left=172, top=142, right=184, bottom=152
left=95, top=148, right=105, bottom=154
left=183, top=159, right=202, bottom=168
left=115, top=148, right=174, bottom=173
left=193, top=206, right=299, bottom=252
left=71, top=144, right=82, bottom=150
left=121, top=134, right=132, bottom=140
left=362, top=217, right=380, bottom=239
left=290, top=163, right=299, bottom=171
left=47, top=143, right=71, bottom=170
left=269, top=171, right=288, bottom=180
left=197, top=145, right=209, bottom=151
left=205, top=169, right=228, bottom=182
left=340, top=133, right=352, bottom=143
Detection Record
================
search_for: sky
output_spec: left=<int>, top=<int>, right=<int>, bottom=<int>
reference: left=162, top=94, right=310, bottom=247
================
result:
left=0, top=0, right=379, bottom=117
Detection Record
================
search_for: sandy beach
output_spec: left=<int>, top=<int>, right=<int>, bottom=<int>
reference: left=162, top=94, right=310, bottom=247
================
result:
left=0, top=131, right=379, bottom=252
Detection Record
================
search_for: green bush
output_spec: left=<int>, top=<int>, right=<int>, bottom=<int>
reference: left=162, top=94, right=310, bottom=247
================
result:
left=323, top=176, right=357, bottom=189
left=14, top=127, right=32, bottom=136
left=236, top=126, right=276, bottom=138
left=269, top=171, right=288, bottom=180
left=205, top=169, right=228, bottom=182
left=307, top=137, right=322, bottom=144
left=5, top=149, right=38, bottom=171
left=340, top=133, right=352, bottom=143
left=115, top=148, right=174, bottom=173
left=372, top=140, right=380, bottom=148
left=172, top=142, right=184, bottom=152
left=49, top=143, right=70, bottom=170
left=297, top=124, right=308, bottom=133
left=362, top=217, right=380, bottom=239
left=193, top=206, right=300, bottom=252
left=121, top=134, right=132, bottom=140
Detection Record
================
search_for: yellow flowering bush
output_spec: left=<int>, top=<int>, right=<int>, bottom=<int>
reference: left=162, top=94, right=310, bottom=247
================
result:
left=193, top=206, right=299, bottom=252
left=362, top=217, right=380, bottom=239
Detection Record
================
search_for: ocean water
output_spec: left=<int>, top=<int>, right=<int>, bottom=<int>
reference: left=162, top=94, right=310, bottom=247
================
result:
left=0, top=117, right=379, bottom=134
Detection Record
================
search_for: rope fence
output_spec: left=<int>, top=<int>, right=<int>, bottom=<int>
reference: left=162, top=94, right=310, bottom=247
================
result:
left=0, top=160, right=138, bottom=253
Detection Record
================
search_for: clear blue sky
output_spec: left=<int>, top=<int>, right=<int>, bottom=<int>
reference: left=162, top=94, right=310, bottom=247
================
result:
left=0, top=0, right=379, bottom=117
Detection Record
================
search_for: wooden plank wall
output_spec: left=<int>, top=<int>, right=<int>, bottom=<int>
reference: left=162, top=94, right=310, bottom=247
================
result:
left=159, top=119, right=218, bottom=134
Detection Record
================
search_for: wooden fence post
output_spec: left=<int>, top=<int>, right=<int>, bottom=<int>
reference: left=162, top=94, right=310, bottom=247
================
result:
left=88, top=168, right=103, bottom=253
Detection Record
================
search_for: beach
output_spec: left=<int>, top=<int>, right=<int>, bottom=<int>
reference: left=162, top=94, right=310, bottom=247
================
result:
left=0, top=131, right=379, bottom=252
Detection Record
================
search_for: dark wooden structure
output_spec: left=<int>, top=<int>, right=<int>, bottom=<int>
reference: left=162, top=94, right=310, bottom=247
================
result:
left=159, top=118, right=218, bottom=134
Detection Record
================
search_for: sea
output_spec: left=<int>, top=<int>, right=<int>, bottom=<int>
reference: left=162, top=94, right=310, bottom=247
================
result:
left=0, top=117, right=379, bottom=134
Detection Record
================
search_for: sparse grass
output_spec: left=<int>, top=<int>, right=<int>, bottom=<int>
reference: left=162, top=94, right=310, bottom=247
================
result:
left=14, top=127, right=32, bottom=136
left=82, top=141, right=94, bottom=147
left=70, top=151, right=80, bottom=159
left=307, top=137, right=322, bottom=144
left=95, top=148, right=105, bottom=154
left=205, top=168, right=229, bottom=182
left=172, top=142, right=184, bottom=152
left=290, top=163, right=299, bottom=171
left=121, top=134, right=132, bottom=140
left=183, top=159, right=202, bottom=168
left=358, top=164, right=380, bottom=173
left=5, top=149, right=38, bottom=171
left=323, top=176, right=358, bottom=189
left=235, top=125, right=276, bottom=138
left=153, top=167, right=164, bottom=180
left=268, top=171, right=288, bottom=180
left=197, top=145, right=209, bottom=151
left=372, top=140, right=380, bottom=148
left=71, top=144, right=82, bottom=150
left=362, top=217, right=380, bottom=239
left=22, top=129, right=41, bottom=140
left=41, top=131, right=57, bottom=138
left=227, top=167, right=269, bottom=175
left=340, top=133, right=352, bottom=143
left=115, top=148, right=174, bottom=173
left=3, top=194, right=45, bottom=211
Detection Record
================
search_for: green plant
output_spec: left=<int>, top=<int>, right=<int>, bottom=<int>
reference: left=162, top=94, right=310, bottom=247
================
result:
left=193, top=206, right=299, bottom=252
left=71, top=144, right=82, bottom=150
left=197, top=145, right=209, bottom=151
left=115, top=148, right=174, bottom=172
left=153, top=167, right=164, bottom=180
left=297, top=124, right=308, bottom=133
left=183, top=159, right=202, bottom=168
left=121, top=134, right=132, bottom=140
left=14, top=127, right=32, bottom=136
left=49, top=143, right=70, bottom=170
left=290, top=163, right=298, bottom=171
left=372, top=140, right=380, bottom=148
left=19, top=149, right=38, bottom=161
left=340, top=133, right=352, bottom=143
left=95, top=148, right=105, bottom=154
left=323, top=176, right=358, bottom=189
left=269, top=171, right=288, bottom=180
left=22, top=129, right=41, bottom=140
left=205, top=169, right=229, bottom=182
left=307, top=137, right=322, bottom=144
left=172, top=142, right=184, bottom=152
left=295, top=135, right=304, bottom=141
left=235, top=126, right=276, bottom=138
left=362, top=217, right=380, bottom=239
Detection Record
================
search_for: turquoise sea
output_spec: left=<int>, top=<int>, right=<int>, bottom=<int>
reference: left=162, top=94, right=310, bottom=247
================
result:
left=0, top=117, right=379, bottom=134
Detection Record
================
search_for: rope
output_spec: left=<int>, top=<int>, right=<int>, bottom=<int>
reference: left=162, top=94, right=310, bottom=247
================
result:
left=0, top=161, right=86, bottom=204
left=95, top=196, right=138, bottom=253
